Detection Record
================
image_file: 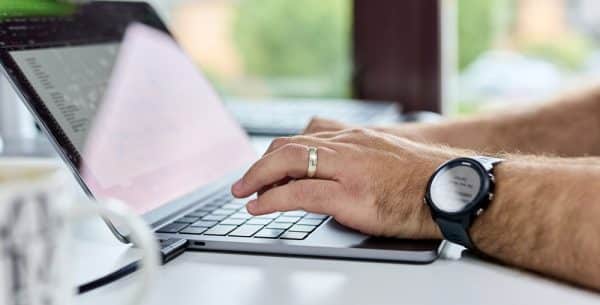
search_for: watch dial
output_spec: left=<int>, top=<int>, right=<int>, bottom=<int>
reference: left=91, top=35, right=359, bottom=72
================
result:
left=430, top=164, right=482, bottom=213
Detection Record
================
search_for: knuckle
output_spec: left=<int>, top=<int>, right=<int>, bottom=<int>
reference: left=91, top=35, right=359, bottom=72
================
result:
left=307, top=117, right=321, bottom=126
left=271, top=137, right=292, bottom=149
left=243, top=158, right=268, bottom=186
left=346, top=128, right=371, bottom=138
left=304, top=120, right=319, bottom=133
left=282, top=143, right=306, bottom=159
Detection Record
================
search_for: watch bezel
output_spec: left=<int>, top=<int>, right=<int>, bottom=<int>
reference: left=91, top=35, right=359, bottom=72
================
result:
left=425, top=157, right=494, bottom=220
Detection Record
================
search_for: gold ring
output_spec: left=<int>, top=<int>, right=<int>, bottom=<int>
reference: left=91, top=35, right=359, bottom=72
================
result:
left=307, top=146, right=318, bottom=178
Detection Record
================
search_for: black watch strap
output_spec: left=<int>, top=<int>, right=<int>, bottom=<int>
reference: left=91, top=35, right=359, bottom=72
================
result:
left=436, top=218, right=474, bottom=249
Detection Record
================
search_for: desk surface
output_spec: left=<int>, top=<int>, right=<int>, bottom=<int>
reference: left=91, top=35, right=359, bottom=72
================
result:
left=71, top=216, right=600, bottom=305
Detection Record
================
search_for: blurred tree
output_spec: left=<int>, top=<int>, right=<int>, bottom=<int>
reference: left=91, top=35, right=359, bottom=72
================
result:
left=233, top=0, right=350, bottom=96
left=522, top=34, right=593, bottom=70
left=458, top=0, right=495, bottom=71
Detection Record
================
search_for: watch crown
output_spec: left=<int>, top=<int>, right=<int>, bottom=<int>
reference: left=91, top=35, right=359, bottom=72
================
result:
left=423, top=198, right=427, bottom=205
left=489, top=174, right=496, bottom=183
left=476, top=208, right=485, bottom=216
left=488, top=192, right=494, bottom=201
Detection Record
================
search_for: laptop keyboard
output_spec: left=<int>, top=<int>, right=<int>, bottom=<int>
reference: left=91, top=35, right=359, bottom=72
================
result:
left=157, top=193, right=329, bottom=240
left=226, top=99, right=400, bottom=136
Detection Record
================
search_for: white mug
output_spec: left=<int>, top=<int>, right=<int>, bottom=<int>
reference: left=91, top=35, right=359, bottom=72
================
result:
left=0, top=158, right=159, bottom=305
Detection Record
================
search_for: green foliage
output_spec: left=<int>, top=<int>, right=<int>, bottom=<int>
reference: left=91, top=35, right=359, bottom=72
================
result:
left=453, top=100, right=481, bottom=116
left=233, top=0, right=350, bottom=97
left=0, top=0, right=74, bottom=18
left=458, top=0, right=495, bottom=71
left=521, top=35, right=594, bottom=70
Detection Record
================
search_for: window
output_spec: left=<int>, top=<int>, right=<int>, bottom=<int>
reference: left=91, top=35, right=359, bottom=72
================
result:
left=456, top=0, right=600, bottom=115
left=163, top=0, right=352, bottom=99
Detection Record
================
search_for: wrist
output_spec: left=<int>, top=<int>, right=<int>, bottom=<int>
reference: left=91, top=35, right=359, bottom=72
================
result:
left=410, top=149, right=453, bottom=239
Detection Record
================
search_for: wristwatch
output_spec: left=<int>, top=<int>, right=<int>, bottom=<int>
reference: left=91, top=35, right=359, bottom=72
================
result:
left=424, top=156, right=503, bottom=249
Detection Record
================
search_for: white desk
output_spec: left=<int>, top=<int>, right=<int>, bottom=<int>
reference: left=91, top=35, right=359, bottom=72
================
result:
left=71, top=216, right=600, bottom=305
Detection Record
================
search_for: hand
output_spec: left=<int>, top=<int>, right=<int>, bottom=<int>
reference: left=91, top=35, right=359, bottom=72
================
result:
left=231, top=128, right=453, bottom=239
left=303, top=117, right=351, bottom=134
left=304, top=117, right=427, bottom=143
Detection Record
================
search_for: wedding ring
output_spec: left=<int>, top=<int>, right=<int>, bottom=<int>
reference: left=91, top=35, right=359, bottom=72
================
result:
left=307, top=146, right=318, bottom=178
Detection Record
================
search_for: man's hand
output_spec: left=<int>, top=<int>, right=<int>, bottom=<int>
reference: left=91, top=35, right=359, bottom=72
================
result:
left=303, top=117, right=351, bottom=134
left=231, top=128, right=450, bottom=239
left=303, top=117, right=426, bottom=142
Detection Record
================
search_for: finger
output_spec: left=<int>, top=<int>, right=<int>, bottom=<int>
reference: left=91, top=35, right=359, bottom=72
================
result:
left=320, top=128, right=379, bottom=145
left=262, top=135, right=330, bottom=156
left=246, top=179, right=343, bottom=216
left=308, top=130, right=343, bottom=139
left=232, top=143, right=339, bottom=198
left=305, top=127, right=376, bottom=140
left=256, top=176, right=292, bottom=196
left=303, top=117, right=347, bottom=134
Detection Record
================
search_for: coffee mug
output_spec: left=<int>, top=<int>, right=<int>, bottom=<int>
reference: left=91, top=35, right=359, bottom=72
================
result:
left=0, top=158, right=159, bottom=305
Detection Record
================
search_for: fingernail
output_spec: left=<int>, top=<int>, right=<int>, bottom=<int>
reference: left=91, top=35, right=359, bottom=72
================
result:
left=246, top=199, right=257, bottom=213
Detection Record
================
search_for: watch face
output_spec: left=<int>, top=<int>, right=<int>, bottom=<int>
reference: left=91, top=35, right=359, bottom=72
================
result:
left=429, top=163, right=483, bottom=213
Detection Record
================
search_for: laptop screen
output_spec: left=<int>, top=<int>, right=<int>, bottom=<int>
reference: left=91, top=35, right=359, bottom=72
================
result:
left=1, top=4, right=256, bottom=215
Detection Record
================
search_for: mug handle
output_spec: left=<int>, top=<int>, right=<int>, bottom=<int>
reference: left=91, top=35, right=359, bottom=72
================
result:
left=67, top=198, right=160, bottom=305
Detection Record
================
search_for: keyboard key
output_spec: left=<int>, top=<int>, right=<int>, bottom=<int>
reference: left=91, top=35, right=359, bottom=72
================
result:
left=221, top=203, right=245, bottom=210
left=297, top=218, right=323, bottom=226
left=211, top=196, right=228, bottom=202
left=191, top=220, right=218, bottom=228
left=175, top=216, right=200, bottom=224
left=266, top=222, right=292, bottom=230
left=157, top=222, right=189, bottom=233
left=187, top=211, right=209, bottom=218
left=180, top=227, right=208, bottom=235
left=280, top=231, right=309, bottom=240
left=202, top=203, right=221, bottom=209
left=229, top=225, right=264, bottom=237
left=220, top=218, right=247, bottom=226
left=255, top=212, right=281, bottom=219
left=246, top=218, right=271, bottom=225
left=195, top=206, right=217, bottom=213
left=211, top=208, right=235, bottom=216
left=275, top=216, right=301, bottom=223
left=230, top=212, right=252, bottom=219
left=289, top=224, right=316, bottom=232
left=202, top=214, right=228, bottom=222
left=218, top=194, right=233, bottom=200
left=283, top=211, right=306, bottom=217
left=305, top=213, right=328, bottom=220
left=204, top=225, right=237, bottom=236
left=255, top=228, right=285, bottom=239
left=231, top=198, right=249, bottom=204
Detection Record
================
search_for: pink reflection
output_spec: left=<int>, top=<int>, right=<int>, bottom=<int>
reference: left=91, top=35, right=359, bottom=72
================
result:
left=81, top=23, right=256, bottom=214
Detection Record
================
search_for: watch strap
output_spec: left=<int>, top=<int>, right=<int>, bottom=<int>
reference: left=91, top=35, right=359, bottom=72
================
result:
left=436, top=218, right=473, bottom=249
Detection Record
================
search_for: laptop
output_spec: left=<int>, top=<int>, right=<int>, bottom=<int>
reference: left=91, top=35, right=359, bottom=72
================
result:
left=0, top=1, right=441, bottom=263
left=226, top=98, right=401, bottom=136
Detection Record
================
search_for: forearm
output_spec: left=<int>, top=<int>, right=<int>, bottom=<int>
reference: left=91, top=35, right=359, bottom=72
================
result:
left=470, top=157, right=600, bottom=290
left=378, top=87, right=600, bottom=156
